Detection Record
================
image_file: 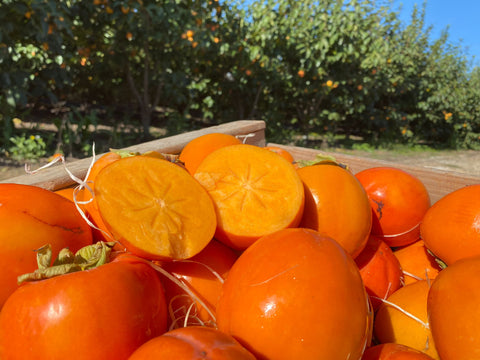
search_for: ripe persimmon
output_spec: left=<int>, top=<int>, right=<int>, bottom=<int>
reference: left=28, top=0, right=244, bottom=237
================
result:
left=216, top=228, right=372, bottom=360
left=128, top=326, right=256, bottom=359
left=297, top=163, right=372, bottom=258
left=355, top=235, right=404, bottom=311
left=420, top=184, right=480, bottom=265
left=194, top=144, right=304, bottom=250
left=374, top=280, right=439, bottom=359
left=264, top=145, right=295, bottom=163
left=0, top=184, right=93, bottom=308
left=362, top=343, right=435, bottom=360
left=356, top=167, right=430, bottom=247
left=160, top=239, right=238, bottom=329
left=94, top=156, right=217, bottom=260
left=179, top=132, right=241, bottom=174
left=427, top=255, right=480, bottom=360
left=393, top=240, right=442, bottom=285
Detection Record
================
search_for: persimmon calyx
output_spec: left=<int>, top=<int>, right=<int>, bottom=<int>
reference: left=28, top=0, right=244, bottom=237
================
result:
left=295, top=153, right=349, bottom=170
left=17, top=241, right=116, bottom=284
left=110, top=148, right=180, bottom=163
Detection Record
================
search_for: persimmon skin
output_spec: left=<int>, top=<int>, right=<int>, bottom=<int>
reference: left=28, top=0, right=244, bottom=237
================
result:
left=356, top=167, right=430, bottom=248
left=420, top=184, right=480, bottom=265
left=354, top=235, right=404, bottom=311
left=0, top=184, right=93, bottom=309
left=297, top=163, right=372, bottom=258
left=179, top=132, right=242, bottom=175
left=160, top=239, right=238, bottom=328
left=264, top=145, right=295, bottom=163
left=129, top=326, right=256, bottom=360
left=427, top=255, right=480, bottom=360
left=216, top=228, right=372, bottom=360
left=362, top=343, right=435, bottom=360
left=0, top=256, right=168, bottom=360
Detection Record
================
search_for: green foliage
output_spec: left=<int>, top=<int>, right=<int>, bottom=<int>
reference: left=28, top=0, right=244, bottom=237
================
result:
left=1, top=0, right=479, bottom=155
left=8, top=134, right=47, bottom=161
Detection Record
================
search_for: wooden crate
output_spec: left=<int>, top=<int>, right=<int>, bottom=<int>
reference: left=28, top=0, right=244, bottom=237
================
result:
left=2, top=119, right=479, bottom=203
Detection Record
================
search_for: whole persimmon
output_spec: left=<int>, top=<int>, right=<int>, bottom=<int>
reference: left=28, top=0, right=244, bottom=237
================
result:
left=129, top=326, right=256, bottom=360
left=362, top=343, right=435, bottom=360
left=356, top=167, right=430, bottom=247
left=297, top=163, right=372, bottom=258
left=0, top=183, right=93, bottom=309
left=354, top=235, right=404, bottom=311
left=427, top=255, right=480, bottom=360
left=216, top=228, right=372, bottom=360
left=264, top=145, right=295, bottom=163
left=420, top=184, right=480, bottom=265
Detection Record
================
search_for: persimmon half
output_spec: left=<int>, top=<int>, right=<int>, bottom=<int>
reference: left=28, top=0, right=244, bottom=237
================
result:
left=356, top=167, right=430, bottom=247
left=216, top=228, right=372, bottom=360
left=420, top=184, right=480, bottom=265
left=297, top=163, right=372, bottom=258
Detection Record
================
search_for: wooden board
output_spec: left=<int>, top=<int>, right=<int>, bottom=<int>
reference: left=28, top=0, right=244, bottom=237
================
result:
left=1, top=120, right=266, bottom=191
left=269, top=143, right=480, bottom=204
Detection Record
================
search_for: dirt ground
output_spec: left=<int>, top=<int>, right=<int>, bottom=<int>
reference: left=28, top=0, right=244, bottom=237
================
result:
left=1, top=148, right=479, bottom=182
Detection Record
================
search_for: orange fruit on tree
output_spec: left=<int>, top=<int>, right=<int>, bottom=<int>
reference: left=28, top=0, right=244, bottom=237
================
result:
left=216, top=228, right=372, bottom=360
left=362, top=343, right=435, bottom=360
left=194, top=144, right=304, bottom=250
left=354, top=235, right=404, bottom=311
left=427, top=255, right=480, bottom=360
left=393, top=240, right=442, bottom=285
left=94, top=156, right=217, bottom=260
left=179, top=132, right=241, bottom=175
left=297, top=162, right=372, bottom=258
left=356, top=167, right=431, bottom=247
left=129, top=326, right=256, bottom=360
left=374, top=280, right=439, bottom=359
left=420, top=184, right=480, bottom=265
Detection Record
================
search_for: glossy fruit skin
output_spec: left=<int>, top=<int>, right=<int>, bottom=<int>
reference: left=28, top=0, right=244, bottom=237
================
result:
left=297, top=164, right=372, bottom=258
left=374, top=280, right=439, bottom=359
left=393, top=240, right=441, bottom=285
left=161, top=239, right=238, bottom=328
left=0, top=255, right=168, bottom=360
left=0, top=183, right=93, bottom=309
left=427, top=255, right=480, bottom=360
left=355, top=235, right=404, bottom=311
left=356, top=167, right=430, bottom=247
left=362, top=343, right=435, bottom=360
left=420, top=184, right=480, bottom=265
left=129, top=326, right=256, bottom=360
left=217, top=228, right=372, bottom=360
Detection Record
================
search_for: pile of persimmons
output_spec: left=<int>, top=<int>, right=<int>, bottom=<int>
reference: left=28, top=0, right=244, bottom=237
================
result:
left=0, top=132, right=479, bottom=360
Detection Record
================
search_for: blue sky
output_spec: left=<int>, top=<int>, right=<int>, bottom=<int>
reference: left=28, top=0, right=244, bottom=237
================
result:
left=392, top=0, right=480, bottom=67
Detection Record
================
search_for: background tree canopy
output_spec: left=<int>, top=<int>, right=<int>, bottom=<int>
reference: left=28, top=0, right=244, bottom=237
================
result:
left=1, top=0, right=479, bottom=159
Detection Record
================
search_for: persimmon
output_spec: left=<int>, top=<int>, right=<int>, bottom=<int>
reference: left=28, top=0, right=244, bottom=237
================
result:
left=179, top=132, right=242, bottom=175
left=356, top=167, right=430, bottom=247
left=362, top=343, right=435, bottom=360
left=264, top=145, right=295, bottom=163
left=0, top=183, right=92, bottom=308
left=94, top=156, right=217, bottom=260
left=393, top=240, right=442, bottom=285
left=354, top=235, right=404, bottom=311
left=194, top=144, right=304, bottom=250
left=297, top=163, right=372, bottom=258
left=374, top=280, right=439, bottom=359
left=128, top=326, right=256, bottom=360
left=216, top=228, right=372, bottom=360
left=420, top=184, right=480, bottom=265
left=160, top=239, right=238, bottom=329
left=427, top=255, right=480, bottom=360
left=0, top=243, right=168, bottom=360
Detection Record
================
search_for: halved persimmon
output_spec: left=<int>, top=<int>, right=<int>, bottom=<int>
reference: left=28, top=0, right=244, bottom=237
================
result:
left=94, top=156, right=217, bottom=260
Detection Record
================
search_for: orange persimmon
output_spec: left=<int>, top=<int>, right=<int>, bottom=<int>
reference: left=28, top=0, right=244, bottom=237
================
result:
left=194, top=144, right=304, bottom=250
left=264, top=145, right=295, bottom=163
left=216, top=228, right=372, bottom=359
left=297, top=163, right=372, bottom=258
left=0, top=184, right=93, bottom=308
left=128, top=326, right=256, bottom=360
left=179, top=132, right=241, bottom=175
left=94, top=156, right=217, bottom=260
left=362, top=343, right=435, bottom=360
